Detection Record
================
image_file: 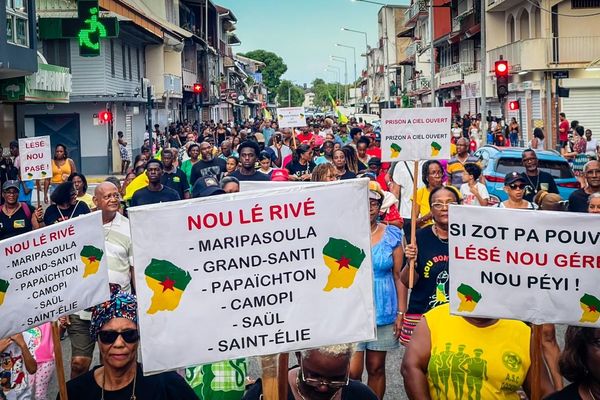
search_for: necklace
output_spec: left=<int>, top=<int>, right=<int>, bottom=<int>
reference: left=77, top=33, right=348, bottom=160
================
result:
left=1, top=204, right=20, bottom=218
left=433, top=225, right=448, bottom=243
left=589, top=385, right=598, bottom=400
left=371, top=223, right=380, bottom=235
left=101, top=366, right=137, bottom=400
left=57, top=201, right=79, bottom=221
left=524, top=173, right=539, bottom=194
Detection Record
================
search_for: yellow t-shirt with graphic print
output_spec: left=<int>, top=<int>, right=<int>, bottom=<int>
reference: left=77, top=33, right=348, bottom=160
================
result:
left=425, top=304, right=531, bottom=400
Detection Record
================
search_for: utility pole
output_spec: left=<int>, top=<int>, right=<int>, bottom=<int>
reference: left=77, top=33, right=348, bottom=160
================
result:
left=479, top=0, right=487, bottom=138
left=429, top=0, right=436, bottom=106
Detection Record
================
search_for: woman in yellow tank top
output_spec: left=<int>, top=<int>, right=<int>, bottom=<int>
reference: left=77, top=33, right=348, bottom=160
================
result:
left=43, top=144, right=76, bottom=204
left=401, top=304, right=556, bottom=399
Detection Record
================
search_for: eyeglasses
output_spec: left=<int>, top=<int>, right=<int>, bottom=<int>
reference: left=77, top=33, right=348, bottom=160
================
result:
left=509, top=183, right=526, bottom=190
left=429, top=171, right=443, bottom=177
left=299, top=358, right=349, bottom=390
left=98, top=329, right=139, bottom=344
left=431, top=202, right=458, bottom=210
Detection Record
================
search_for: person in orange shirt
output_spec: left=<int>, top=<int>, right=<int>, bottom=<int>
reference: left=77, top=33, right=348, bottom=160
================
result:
left=43, top=144, right=76, bottom=204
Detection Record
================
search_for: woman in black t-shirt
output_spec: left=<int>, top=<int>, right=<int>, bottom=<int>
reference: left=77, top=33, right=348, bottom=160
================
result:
left=0, top=180, right=43, bottom=240
left=400, top=186, right=461, bottom=345
left=43, top=181, right=90, bottom=226
left=332, top=149, right=357, bottom=180
left=286, top=144, right=315, bottom=181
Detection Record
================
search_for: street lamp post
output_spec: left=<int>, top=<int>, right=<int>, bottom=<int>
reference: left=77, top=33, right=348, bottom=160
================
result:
left=341, top=28, right=369, bottom=113
left=325, top=67, right=341, bottom=101
left=331, top=55, right=348, bottom=104
left=352, top=0, right=391, bottom=109
left=336, top=44, right=357, bottom=112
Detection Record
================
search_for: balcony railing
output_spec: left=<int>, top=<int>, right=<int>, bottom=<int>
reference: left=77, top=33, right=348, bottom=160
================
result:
left=438, top=62, right=478, bottom=85
left=550, top=36, right=600, bottom=65
left=164, top=74, right=183, bottom=96
left=182, top=68, right=197, bottom=90
left=407, top=0, right=428, bottom=21
left=407, top=77, right=431, bottom=92
left=405, top=40, right=421, bottom=58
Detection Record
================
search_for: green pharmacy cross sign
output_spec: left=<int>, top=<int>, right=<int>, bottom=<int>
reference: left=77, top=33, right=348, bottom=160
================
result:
left=39, top=0, right=118, bottom=57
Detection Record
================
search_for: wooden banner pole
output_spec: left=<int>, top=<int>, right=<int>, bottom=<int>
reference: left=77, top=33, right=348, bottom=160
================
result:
left=35, top=179, right=41, bottom=207
left=51, top=321, right=69, bottom=400
left=530, top=324, right=543, bottom=400
left=277, top=353, right=289, bottom=400
left=260, top=354, right=281, bottom=400
left=409, top=160, right=420, bottom=289
left=291, top=128, right=298, bottom=150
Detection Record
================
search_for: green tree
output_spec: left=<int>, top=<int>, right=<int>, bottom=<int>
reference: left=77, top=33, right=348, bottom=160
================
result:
left=238, top=50, right=288, bottom=94
left=310, top=79, right=347, bottom=109
left=277, top=80, right=304, bottom=107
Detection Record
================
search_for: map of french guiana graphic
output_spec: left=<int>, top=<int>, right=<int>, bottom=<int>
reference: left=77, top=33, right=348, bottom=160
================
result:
left=430, top=141, right=442, bottom=157
left=0, top=279, right=9, bottom=307
left=80, top=245, right=104, bottom=278
left=322, top=238, right=366, bottom=292
left=580, top=294, right=600, bottom=323
left=145, top=259, right=192, bottom=314
left=390, top=143, right=402, bottom=158
left=456, top=283, right=482, bottom=312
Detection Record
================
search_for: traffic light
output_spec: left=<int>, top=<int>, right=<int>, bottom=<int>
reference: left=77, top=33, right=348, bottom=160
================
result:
left=508, top=100, right=520, bottom=111
left=193, top=83, right=203, bottom=94
left=495, top=59, right=509, bottom=100
left=98, top=111, right=112, bottom=124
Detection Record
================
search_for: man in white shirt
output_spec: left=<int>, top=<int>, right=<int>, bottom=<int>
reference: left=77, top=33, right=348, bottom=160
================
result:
left=391, top=161, right=424, bottom=239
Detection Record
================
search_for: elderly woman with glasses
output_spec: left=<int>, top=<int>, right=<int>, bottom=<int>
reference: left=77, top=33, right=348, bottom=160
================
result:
left=415, top=160, right=445, bottom=228
left=498, top=172, right=538, bottom=209
left=400, top=186, right=461, bottom=345
left=65, top=286, right=197, bottom=399
left=243, top=344, right=377, bottom=400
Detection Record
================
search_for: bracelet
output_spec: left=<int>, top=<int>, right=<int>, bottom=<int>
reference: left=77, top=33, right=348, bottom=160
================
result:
left=37, top=218, right=44, bottom=223
left=397, top=311, right=404, bottom=316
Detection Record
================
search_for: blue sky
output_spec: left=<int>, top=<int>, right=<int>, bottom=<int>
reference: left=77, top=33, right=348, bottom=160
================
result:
left=217, top=0, right=408, bottom=86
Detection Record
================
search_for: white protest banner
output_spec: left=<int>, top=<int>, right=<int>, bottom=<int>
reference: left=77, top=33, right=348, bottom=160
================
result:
left=0, top=212, right=110, bottom=338
left=128, top=180, right=375, bottom=374
left=18, top=136, right=52, bottom=181
left=239, top=180, right=317, bottom=192
left=277, top=107, right=307, bottom=128
left=380, top=107, right=452, bottom=162
left=449, top=206, right=600, bottom=326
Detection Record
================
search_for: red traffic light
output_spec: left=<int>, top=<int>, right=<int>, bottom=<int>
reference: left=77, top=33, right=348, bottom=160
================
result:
left=193, top=83, right=203, bottom=93
left=508, top=100, right=520, bottom=111
left=495, top=60, right=509, bottom=77
left=99, top=111, right=113, bottom=122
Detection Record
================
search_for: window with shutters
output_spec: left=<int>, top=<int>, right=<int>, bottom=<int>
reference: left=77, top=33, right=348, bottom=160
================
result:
left=128, top=46, right=132, bottom=80
left=43, top=40, right=71, bottom=69
left=110, top=40, right=115, bottom=77
left=122, top=44, right=127, bottom=80
left=571, top=0, right=600, bottom=8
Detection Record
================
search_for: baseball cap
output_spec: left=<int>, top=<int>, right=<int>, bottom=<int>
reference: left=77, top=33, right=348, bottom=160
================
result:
left=191, top=176, right=225, bottom=198
left=504, top=172, right=526, bottom=185
left=271, top=169, right=289, bottom=182
left=2, top=180, right=19, bottom=191
left=368, top=180, right=384, bottom=200
left=368, top=157, right=381, bottom=166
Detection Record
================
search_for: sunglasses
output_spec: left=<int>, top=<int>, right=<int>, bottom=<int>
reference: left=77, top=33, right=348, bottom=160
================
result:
left=509, top=183, right=526, bottom=190
left=98, top=329, right=139, bottom=344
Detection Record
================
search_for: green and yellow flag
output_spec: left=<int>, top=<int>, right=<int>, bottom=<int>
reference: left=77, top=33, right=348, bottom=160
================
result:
left=145, top=259, right=192, bottom=314
left=327, top=93, right=349, bottom=124
left=390, top=143, right=402, bottom=158
left=80, top=245, right=104, bottom=278
left=579, top=294, right=600, bottom=323
left=322, top=238, right=366, bottom=292
left=0, top=279, right=9, bottom=306
left=430, top=141, right=442, bottom=157
left=456, top=283, right=482, bottom=312
left=263, top=108, right=273, bottom=121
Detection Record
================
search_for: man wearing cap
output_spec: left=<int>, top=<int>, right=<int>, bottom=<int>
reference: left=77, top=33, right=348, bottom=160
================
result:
left=189, top=141, right=227, bottom=187
left=230, top=141, right=270, bottom=182
left=130, top=159, right=180, bottom=207
left=191, top=176, right=225, bottom=198
left=0, top=180, right=43, bottom=240
left=520, top=149, right=559, bottom=202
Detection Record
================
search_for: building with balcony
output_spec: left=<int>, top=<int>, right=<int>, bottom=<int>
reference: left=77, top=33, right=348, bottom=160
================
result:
left=486, top=0, right=600, bottom=145
left=0, top=0, right=38, bottom=149
left=16, top=0, right=189, bottom=174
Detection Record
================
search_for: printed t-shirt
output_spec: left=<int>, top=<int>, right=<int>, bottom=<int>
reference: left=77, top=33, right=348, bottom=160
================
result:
left=286, top=160, right=316, bottom=178
left=425, top=304, right=531, bottom=400
left=460, top=182, right=490, bottom=206
left=189, top=158, right=227, bottom=186
left=1, top=330, right=35, bottom=400
left=407, top=226, right=448, bottom=315
left=520, top=171, right=559, bottom=202
left=447, top=156, right=479, bottom=188
left=161, top=168, right=190, bottom=199
left=0, top=204, right=33, bottom=240
left=27, top=323, right=54, bottom=363
left=43, top=201, right=90, bottom=225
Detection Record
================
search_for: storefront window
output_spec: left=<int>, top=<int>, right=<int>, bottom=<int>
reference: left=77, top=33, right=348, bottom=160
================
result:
left=6, top=0, right=28, bottom=47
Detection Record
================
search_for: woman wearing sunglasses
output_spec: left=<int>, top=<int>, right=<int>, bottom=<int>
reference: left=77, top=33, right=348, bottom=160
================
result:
left=400, top=186, right=461, bottom=345
left=498, top=172, right=538, bottom=209
left=64, top=286, right=197, bottom=399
